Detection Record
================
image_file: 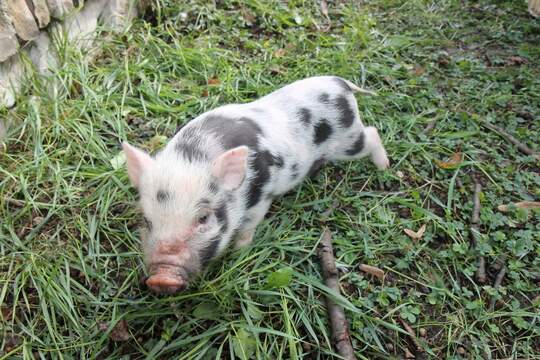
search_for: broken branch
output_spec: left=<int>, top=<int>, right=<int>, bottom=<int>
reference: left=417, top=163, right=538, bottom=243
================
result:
left=470, top=179, right=486, bottom=284
left=398, top=318, right=423, bottom=353
left=479, top=121, right=540, bottom=160
left=489, top=265, right=507, bottom=311
left=318, top=228, right=357, bottom=360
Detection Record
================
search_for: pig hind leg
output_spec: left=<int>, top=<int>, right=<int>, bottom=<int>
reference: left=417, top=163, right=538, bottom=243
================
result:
left=334, top=126, right=389, bottom=170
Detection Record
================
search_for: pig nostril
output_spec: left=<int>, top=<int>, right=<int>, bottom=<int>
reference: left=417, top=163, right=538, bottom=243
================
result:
left=146, top=274, right=186, bottom=294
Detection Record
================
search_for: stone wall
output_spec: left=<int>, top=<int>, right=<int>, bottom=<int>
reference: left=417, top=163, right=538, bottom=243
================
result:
left=0, top=0, right=149, bottom=109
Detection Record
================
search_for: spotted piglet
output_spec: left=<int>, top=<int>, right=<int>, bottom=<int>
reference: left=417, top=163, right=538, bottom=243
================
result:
left=123, top=76, right=389, bottom=294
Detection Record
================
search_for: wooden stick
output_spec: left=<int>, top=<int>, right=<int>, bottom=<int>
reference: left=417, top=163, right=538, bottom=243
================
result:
left=489, top=265, right=507, bottom=311
left=470, top=180, right=487, bottom=284
left=398, top=318, right=423, bottom=352
left=318, top=228, right=357, bottom=360
left=479, top=121, right=540, bottom=160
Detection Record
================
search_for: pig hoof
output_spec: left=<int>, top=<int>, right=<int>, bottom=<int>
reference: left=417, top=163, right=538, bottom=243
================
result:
left=235, top=230, right=254, bottom=249
left=372, top=149, right=390, bottom=170
left=146, top=274, right=186, bottom=294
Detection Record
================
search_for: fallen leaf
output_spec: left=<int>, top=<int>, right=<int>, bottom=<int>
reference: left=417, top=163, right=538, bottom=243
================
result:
left=232, top=329, right=256, bottom=360
left=4, top=334, right=22, bottom=353
left=269, top=65, right=285, bottom=75
left=506, top=56, right=527, bottom=66
left=404, top=347, right=415, bottom=359
left=274, top=48, right=286, bottom=58
left=358, top=264, right=385, bottom=281
left=147, top=135, right=167, bottom=152
left=435, top=152, right=462, bottom=169
left=193, top=301, right=220, bottom=320
left=497, top=201, right=540, bottom=213
left=266, top=267, right=293, bottom=288
left=320, top=0, right=329, bottom=18
left=1, top=306, right=13, bottom=321
left=207, top=77, right=220, bottom=85
left=241, top=9, right=256, bottom=25
left=404, top=224, right=426, bottom=240
left=110, top=151, right=126, bottom=170
left=413, top=64, right=425, bottom=75
left=107, top=320, right=130, bottom=342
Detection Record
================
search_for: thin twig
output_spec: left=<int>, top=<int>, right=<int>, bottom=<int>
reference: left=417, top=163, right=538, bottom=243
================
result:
left=3, top=197, right=26, bottom=207
left=489, top=265, right=507, bottom=311
left=318, top=228, right=357, bottom=360
left=319, top=1, right=331, bottom=31
left=423, top=120, right=437, bottom=134
left=479, top=121, right=540, bottom=160
left=470, top=179, right=486, bottom=284
left=398, top=318, right=423, bottom=353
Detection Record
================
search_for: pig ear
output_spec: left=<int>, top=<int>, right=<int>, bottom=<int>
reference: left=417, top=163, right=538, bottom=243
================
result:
left=122, top=142, right=154, bottom=188
left=211, top=146, right=249, bottom=190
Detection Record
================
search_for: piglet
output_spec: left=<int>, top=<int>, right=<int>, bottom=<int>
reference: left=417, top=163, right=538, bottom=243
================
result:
left=123, top=76, right=389, bottom=294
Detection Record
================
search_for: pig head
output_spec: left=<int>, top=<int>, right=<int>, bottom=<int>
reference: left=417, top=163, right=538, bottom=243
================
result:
left=123, top=142, right=248, bottom=294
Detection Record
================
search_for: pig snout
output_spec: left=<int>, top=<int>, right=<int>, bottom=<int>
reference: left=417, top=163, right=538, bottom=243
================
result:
left=146, top=242, right=190, bottom=294
left=146, top=266, right=186, bottom=294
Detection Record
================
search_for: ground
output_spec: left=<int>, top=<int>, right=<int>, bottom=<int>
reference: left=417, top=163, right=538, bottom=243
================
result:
left=1, top=0, right=539, bottom=359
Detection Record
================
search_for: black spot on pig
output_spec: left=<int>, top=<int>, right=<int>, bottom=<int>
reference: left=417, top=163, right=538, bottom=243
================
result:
left=204, top=115, right=263, bottom=151
left=297, top=108, right=312, bottom=126
left=273, top=155, right=284, bottom=168
left=176, top=142, right=207, bottom=162
left=199, top=236, right=221, bottom=266
left=246, top=150, right=275, bottom=208
left=290, top=163, right=300, bottom=180
left=313, top=120, right=333, bottom=144
left=335, top=95, right=355, bottom=128
left=209, top=181, right=218, bottom=194
left=318, top=93, right=330, bottom=104
left=197, top=198, right=210, bottom=207
left=345, top=132, right=365, bottom=156
left=156, top=190, right=170, bottom=203
left=308, top=158, right=326, bottom=177
left=215, top=202, right=228, bottom=232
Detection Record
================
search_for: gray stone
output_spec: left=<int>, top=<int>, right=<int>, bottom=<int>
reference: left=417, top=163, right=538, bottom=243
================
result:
left=32, top=0, right=51, bottom=28
left=0, top=32, right=19, bottom=62
left=100, top=0, right=135, bottom=31
left=28, top=32, right=57, bottom=75
left=0, top=55, right=24, bottom=109
left=7, top=0, right=40, bottom=41
left=46, top=0, right=74, bottom=19
left=0, top=1, right=19, bottom=60
left=58, top=0, right=107, bottom=50
left=0, top=119, right=7, bottom=141
left=100, top=0, right=148, bottom=32
left=62, top=0, right=107, bottom=50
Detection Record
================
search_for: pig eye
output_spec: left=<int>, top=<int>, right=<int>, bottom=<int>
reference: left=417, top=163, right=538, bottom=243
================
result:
left=198, top=214, right=209, bottom=225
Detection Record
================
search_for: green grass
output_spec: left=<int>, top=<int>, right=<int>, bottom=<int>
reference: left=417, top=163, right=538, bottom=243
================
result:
left=1, top=0, right=540, bottom=358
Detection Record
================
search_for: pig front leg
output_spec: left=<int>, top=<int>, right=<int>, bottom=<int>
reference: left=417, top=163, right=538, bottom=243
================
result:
left=234, top=199, right=272, bottom=249
left=235, top=229, right=255, bottom=248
